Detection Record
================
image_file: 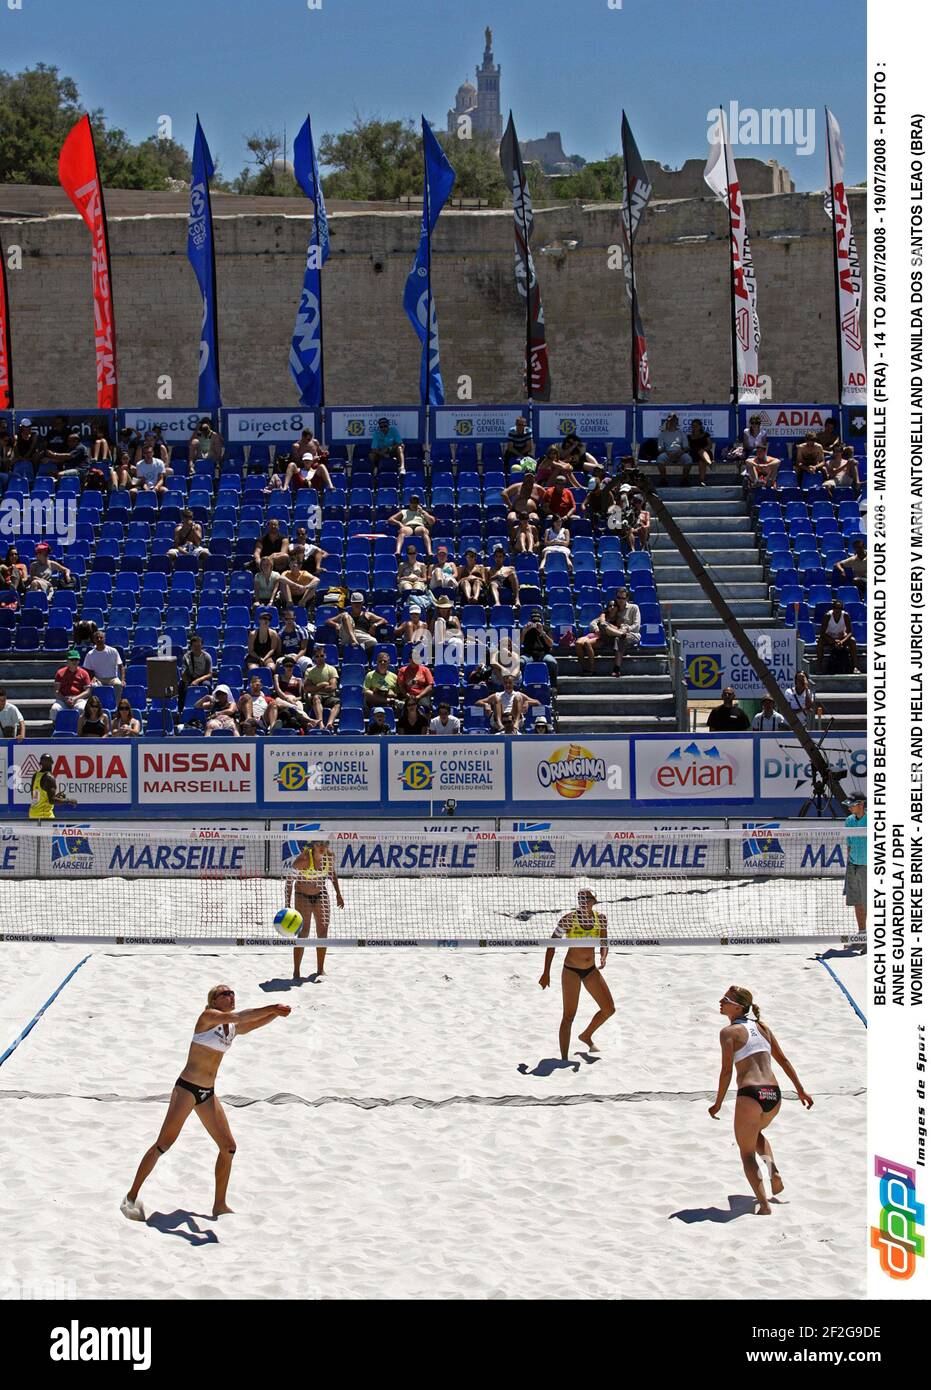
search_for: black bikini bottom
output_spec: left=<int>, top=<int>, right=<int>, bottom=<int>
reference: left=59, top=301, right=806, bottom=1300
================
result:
left=564, top=963, right=597, bottom=980
left=737, top=1084, right=781, bottom=1114
left=176, top=1076, right=215, bottom=1106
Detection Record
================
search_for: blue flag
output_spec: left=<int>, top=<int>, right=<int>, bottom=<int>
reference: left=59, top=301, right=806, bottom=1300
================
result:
left=290, top=116, right=330, bottom=408
left=403, top=118, right=455, bottom=405
left=187, top=116, right=221, bottom=411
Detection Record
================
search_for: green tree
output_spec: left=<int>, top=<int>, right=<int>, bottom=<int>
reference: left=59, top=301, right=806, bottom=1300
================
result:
left=319, top=116, right=422, bottom=200
left=232, top=131, right=301, bottom=197
left=548, top=155, right=621, bottom=202
left=0, top=63, right=84, bottom=183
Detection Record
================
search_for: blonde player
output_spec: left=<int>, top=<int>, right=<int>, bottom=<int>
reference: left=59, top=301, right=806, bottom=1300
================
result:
left=539, top=888, right=615, bottom=1058
left=286, top=840, right=345, bottom=980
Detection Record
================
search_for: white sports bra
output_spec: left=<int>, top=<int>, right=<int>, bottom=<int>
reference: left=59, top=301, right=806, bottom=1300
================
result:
left=733, top=1016, right=771, bottom=1063
left=191, top=1022, right=236, bottom=1052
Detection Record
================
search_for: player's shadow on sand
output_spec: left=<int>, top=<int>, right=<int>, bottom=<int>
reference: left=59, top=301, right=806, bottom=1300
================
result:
left=517, top=1053, right=600, bottom=1077
left=259, top=974, right=324, bottom=991
left=145, top=1209, right=220, bottom=1246
left=669, top=1195, right=758, bottom=1223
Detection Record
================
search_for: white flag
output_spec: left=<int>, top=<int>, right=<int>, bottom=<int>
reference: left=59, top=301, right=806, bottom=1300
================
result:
left=824, top=108, right=866, bottom=406
left=704, top=109, right=762, bottom=404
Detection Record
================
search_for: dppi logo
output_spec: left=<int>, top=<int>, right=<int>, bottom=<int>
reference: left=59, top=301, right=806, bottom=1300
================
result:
left=686, top=654, right=722, bottom=689
left=871, top=1156, right=925, bottom=1279
left=398, top=760, right=434, bottom=792
left=455, top=419, right=474, bottom=436
left=347, top=419, right=365, bottom=436
left=537, top=745, right=607, bottom=799
left=558, top=419, right=577, bottom=435
left=275, top=761, right=314, bottom=793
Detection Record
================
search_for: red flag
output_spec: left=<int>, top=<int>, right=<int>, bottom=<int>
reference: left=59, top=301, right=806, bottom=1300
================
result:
left=58, top=115, right=118, bottom=407
left=0, top=229, right=12, bottom=409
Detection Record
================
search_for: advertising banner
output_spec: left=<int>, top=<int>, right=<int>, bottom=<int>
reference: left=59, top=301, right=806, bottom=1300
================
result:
left=503, top=818, right=725, bottom=877
left=35, top=821, right=263, bottom=877
left=430, top=405, right=526, bottom=442
left=13, top=409, right=113, bottom=443
left=636, top=404, right=734, bottom=444
left=222, top=409, right=318, bottom=445
left=264, top=742, right=381, bottom=804
left=756, top=733, right=867, bottom=800
left=324, top=407, right=424, bottom=447
left=678, top=628, right=797, bottom=697
left=118, top=408, right=207, bottom=443
left=736, top=820, right=846, bottom=878
left=738, top=404, right=839, bottom=456
left=0, top=819, right=38, bottom=877
left=137, top=744, right=258, bottom=804
left=11, top=743, right=132, bottom=808
left=510, top=738, right=630, bottom=805
left=387, top=741, right=505, bottom=803
left=272, top=819, right=497, bottom=876
left=633, top=737, right=755, bottom=800
left=532, top=406, right=632, bottom=447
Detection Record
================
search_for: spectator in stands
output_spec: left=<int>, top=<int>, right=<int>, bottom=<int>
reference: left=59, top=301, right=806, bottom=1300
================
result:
left=46, top=429, right=93, bottom=482
left=364, top=650, right=399, bottom=711
left=168, top=509, right=208, bottom=564
left=253, top=555, right=284, bottom=609
left=430, top=544, right=460, bottom=600
left=130, top=440, right=171, bottom=499
left=398, top=543, right=432, bottom=606
left=397, top=695, right=430, bottom=735
left=237, top=672, right=277, bottom=735
left=784, top=670, right=816, bottom=726
left=540, top=513, right=572, bottom=572
left=179, top=634, right=213, bottom=705
left=745, top=441, right=780, bottom=487
left=833, top=537, right=867, bottom=597
left=751, top=695, right=788, bottom=731
left=574, top=593, right=640, bottom=676
left=278, top=607, right=313, bottom=671
left=246, top=612, right=282, bottom=671
left=188, top=417, right=224, bottom=470
left=815, top=417, right=840, bottom=452
left=82, top=628, right=124, bottom=695
left=816, top=597, right=858, bottom=673
left=794, top=430, right=826, bottom=486
left=458, top=548, right=486, bottom=603
left=629, top=489, right=651, bottom=549
left=0, top=687, right=25, bottom=740
left=370, top=417, right=405, bottom=470
left=542, top=478, right=577, bottom=525
left=327, top=593, right=388, bottom=653
left=0, top=418, right=13, bottom=468
left=741, top=413, right=768, bottom=457
left=532, top=712, right=551, bottom=734
left=199, top=685, right=240, bottom=736
left=28, top=542, right=73, bottom=594
left=77, top=692, right=110, bottom=738
left=655, top=413, right=690, bottom=485
left=537, top=446, right=581, bottom=491
left=433, top=595, right=465, bottom=664
left=478, top=672, right=541, bottom=732
left=272, top=656, right=315, bottom=731
left=683, top=419, right=714, bottom=487
left=502, top=415, right=535, bottom=465
left=583, top=470, right=615, bottom=531
left=3, top=546, right=28, bottom=593
left=253, top=518, right=290, bottom=573
left=90, top=419, right=112, bottom=464
left=112, top=697, right=142, bottom=737
left=823, top=443, right=861, bottom=493
left=303, top=644, right=341, bottom=730
left=487, top=544, right=520, bottom=608
left=11, top=418, right=41, bottom=475
left=429, top=701, right=461, bottom=735
left=561, top=433, right=601, bottom=475
left=520, top=608, right=558, bottom=688
left=112, top=443, right=132, bottom=490
left=395, top=601, right=431, bottom=653
left=503, top=474, right=543, bottom=553
left=366, top=706, right=392, bottom=736
left=116, top=424, right=142, bottom=462
left=283, top=450, right=334, bottom=495
left=389, top=495, right=435, bottom=558
left=288, top=428, right=322, bottom=466
left=278, top=552, right=321, bottom=608
left=707, top=685, right=751, bottom=731
left=398, top=653, right=435, bottom=707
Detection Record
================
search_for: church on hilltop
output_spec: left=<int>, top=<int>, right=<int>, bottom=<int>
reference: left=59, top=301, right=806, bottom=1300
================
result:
left=447, top=27, right=503, bottom=142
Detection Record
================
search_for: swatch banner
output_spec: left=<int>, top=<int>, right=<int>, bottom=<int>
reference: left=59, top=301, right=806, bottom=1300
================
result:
left=290, top=116, right=329, bottom=409
left=620, top=113, right=652, bottom=398
left=824, top=108, right=867, bottom=406
left=0, top=231, right=11, bottom=409
left=188, top=116, right=221, bottom=412
left=704, top=110, right=762, bottom=404
left=404, top=117, right=456, bottom=407
left=58, top=115, right=118, bottom=408
left=499, top=111, right=551, bottom=401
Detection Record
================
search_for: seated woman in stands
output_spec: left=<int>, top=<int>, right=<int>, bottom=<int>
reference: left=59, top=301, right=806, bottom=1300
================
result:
left=683, top=419, right=714, bottom=487
left=2, top=546, right=29, bottom=594
left=457, top=548, right=486, bottom=604
left=398, top=542, right=432, bottom=606
left=246, top=612, right=282, bottom=671
left=77, top=693, right=111, bottom=739
left=540, top=512, right=573, bottom=573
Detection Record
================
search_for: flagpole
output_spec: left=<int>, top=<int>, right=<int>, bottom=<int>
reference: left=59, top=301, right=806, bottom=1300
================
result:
left=825, top=107, right=845, bottom=406
left=308, top=115, right=325, bottom=412
left=622, top=116, right=638, bottom=404
left=721, top=106, right=739, bottom=406
left=0, top=232, right=13, bottom=408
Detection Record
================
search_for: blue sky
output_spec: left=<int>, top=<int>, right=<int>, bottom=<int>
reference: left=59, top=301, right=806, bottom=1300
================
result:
left=1, top=0, right=866, bottom=190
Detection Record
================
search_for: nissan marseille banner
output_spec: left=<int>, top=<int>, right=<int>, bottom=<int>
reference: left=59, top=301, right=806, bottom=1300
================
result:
left=324, top=407, right=424, bottom=447
left=138, top=744, right=258, bottom=804
left=824, top=108, right=867, bottom=406
left=431, top=405, right=526, bottom=442
left=58, top=114, right=118, bottom=408
left=264, top=742, right=381, bottom=804
left=704, top=109, right=762, bottom=403
left=387, top=741, right=505, bottom=803
left=11, top=744, right=132, bottom=808
left=222, top=409, right=318, bottom=445
left=634, top=737, right=755, bottom=801
left=511, top=739, right=630, bottom=805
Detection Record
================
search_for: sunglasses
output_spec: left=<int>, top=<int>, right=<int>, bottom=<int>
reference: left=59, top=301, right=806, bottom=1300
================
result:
left=213, top=989, right=234, bottom=1000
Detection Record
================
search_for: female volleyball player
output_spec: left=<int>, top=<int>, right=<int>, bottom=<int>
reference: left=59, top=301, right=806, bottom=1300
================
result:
left=539, top=888, right=615, bottom=1059
left=121, top=986, right=290, bottom=1222
left=286, top=840, right=345, bottom=980
left=709, top=986, right=813, bottom=1215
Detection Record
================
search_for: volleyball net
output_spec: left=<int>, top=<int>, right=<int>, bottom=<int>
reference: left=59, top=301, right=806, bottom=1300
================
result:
left=0, top=822, right=864, bottom=947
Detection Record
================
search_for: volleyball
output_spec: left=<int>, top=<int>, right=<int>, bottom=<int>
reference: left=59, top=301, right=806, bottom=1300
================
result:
left=273, top=908, right=303, bottom=938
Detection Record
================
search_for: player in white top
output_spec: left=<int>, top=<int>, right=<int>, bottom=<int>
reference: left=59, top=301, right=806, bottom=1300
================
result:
left=709, top=985, right=813, bottom=1215
left=539, top=888, right=615, bottom=1059
left=121, top=984, right=290, bottom=1221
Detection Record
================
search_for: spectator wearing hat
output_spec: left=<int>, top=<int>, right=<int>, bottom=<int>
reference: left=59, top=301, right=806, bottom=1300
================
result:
left=395, top=600, right=432, bottom=652
left=82, top=629, right=124, bottom=695
left=844, top=793, right=867, bottom=935
left=532, top=713, right=552, bottom=734
left=430, top=544, right=460, bottom=600
left=520, top=609, right=558, bottom=688
left=428, top=701, right=461, bottom=735
left=326, top=594, right=387, bottom=653
left=707, top=686, right=751, bottom=731
left=271, top=656, right=315, bottom=730
left=28, top=543, right=72, bottom=595
left=370, top=417, right=405, bottom=470
left=432, top=595, right=464, bottom=664
left=750, top=695, right=787, bottom=731
left=0, top=687, right=26, bottom=740
left=169, top=509, right=209, bottom=563
left=389, top=495, right=435, bottom=558
left=583, top=471, right=615, bottom=531
left=283, top=449, right=334, bottom=495
left=198, top=684, right=240, bottom=736
left=363, top=650, right=399, bottom=711
left=366, top=706, right=392, bottom=736
left=303, top=645, right=340, bottom=730
left=502, top=415, right=535, bottom=466
left=11, top=418, right=41, bottom=476
left=50, top=649, right=92, bottom=719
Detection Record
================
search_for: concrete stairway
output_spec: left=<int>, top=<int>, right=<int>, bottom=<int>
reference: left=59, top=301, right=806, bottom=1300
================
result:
left=801, top=669, right=867, bottom=731
left=0, top=657, right=60, bottom=736
left=650, top=485, right=776, bottom=626
left=553, top=652, right=679, bottom=734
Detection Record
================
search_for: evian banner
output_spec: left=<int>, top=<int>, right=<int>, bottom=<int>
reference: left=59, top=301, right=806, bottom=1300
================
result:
left=58, top=115, right=118, bottom=408
left=824, top=108, right=867, bottom=406
left=11, top=744, right=132, bottom=807
left=634, top=737, right=755, bottom=800
left=704, top=109, right=762, bottom=404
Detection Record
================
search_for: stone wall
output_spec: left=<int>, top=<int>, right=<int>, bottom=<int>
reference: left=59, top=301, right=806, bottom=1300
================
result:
left=1, top=189, right=865, bottom=409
